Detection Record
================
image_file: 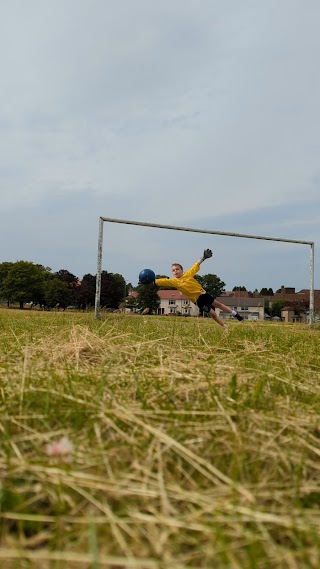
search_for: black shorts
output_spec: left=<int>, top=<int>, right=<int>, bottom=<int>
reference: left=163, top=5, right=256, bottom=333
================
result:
left=196, top=292, right=216, bottom=312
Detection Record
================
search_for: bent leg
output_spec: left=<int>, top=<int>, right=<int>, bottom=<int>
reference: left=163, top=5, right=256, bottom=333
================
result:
left=213, top=300, right=233, bottom=313
left=209, top=308, right=228, bottom=329
left=213, top=300, right=244, bottom=322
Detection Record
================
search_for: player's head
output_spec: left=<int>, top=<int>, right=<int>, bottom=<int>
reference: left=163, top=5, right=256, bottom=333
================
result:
left=171, top=263, right=183, bottom=278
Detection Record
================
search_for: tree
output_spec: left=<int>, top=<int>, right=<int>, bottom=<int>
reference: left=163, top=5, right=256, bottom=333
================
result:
left=1, top=261, right=48, bottom=308
left=196, top=274, right=226, bottom=296
left=74, top=274, right=96, bottom=308
left=136, top=283, right=160, bottom=314
left=44, top=279, right=73, bottom=309
left=287, top=299, right=309, bottom=322
left=233, top=286, right=247, bottom=292
left=112, top=273, right=127, bottom=301
left=269, top=299, right=287, bottom=318
left=260, top=288, right=274, bottom=296
left=53, top=269, right=78, bottom=286
left=126, top=282, right=134, bottom=296
left=0, top=262, right=14, bottom=283
left=100, top=271, right=126, bottom=309
left=0, top=262, right=14, bottom=304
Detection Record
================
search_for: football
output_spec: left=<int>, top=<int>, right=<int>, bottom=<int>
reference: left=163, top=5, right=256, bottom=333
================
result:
left=139, top=269, right=155, bottom=284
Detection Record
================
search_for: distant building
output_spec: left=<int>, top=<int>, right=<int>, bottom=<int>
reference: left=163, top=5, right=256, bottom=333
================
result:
left=213, top=296, right=265, bottom=321
left=281, top=308, right=309, bottom=323
left=222, top=290, right=251, bottom=298
left=157, top=290, right=197, bottom=316
left=277, top=286, right=296, bottom=295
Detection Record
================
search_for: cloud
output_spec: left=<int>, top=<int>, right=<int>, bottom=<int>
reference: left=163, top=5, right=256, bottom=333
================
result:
left=1, top=1, right=320, bottom=292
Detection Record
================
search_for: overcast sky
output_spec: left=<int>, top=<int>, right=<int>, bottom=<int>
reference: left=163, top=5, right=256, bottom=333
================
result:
left=1, top=0, right=320, bottom=292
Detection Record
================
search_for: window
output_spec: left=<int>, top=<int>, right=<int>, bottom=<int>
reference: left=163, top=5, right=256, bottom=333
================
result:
left=169, top=300, right=176, bottom=305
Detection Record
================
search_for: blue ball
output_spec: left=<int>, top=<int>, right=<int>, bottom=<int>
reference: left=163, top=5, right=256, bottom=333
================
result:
left=139, top=268, right=155, bottom=284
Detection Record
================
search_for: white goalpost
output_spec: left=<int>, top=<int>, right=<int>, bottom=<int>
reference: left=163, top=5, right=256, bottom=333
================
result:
left=94, top=217, right=315, bottom=323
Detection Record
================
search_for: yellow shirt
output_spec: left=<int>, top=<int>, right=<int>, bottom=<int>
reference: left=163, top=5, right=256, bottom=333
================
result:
left=155, top=263, right=205, bottom=303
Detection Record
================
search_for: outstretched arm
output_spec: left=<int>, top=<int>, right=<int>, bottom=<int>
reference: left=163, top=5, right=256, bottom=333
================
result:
left=197, top=248, right=212, bottom=265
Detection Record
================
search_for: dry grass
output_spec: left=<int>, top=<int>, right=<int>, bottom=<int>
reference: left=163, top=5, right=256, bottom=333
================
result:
left=1, top=308, right=320, bottom=568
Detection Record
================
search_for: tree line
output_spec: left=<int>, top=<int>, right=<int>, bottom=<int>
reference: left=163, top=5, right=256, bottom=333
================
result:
left=2, top=260, right=301, bottom=318
left=0, top=262, right=233, bottom=311
left=0, top=261, right=127, bottom=310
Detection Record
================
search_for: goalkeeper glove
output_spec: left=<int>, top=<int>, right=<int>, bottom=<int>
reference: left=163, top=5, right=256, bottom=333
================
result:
left=203, top=248, right=212, bottom=259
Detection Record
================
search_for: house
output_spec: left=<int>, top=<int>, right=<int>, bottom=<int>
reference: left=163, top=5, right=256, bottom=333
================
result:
left=157, top=290, right=265, bottom=320
left=157, top=290, right=198, bottom=316
left=125, top=290, right=198, bottom=316
left=281, top=308, right=309, bottom=323
left=213, top=296, right=265, bottom=321
left=222, top=290, right=251, bottom=298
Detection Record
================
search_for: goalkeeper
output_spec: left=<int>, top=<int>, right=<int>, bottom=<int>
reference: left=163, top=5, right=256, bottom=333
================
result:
left=154, top=249, right=243, bottom=329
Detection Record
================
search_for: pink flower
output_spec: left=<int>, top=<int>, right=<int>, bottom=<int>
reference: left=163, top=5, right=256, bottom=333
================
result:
left=46, top=436, right=74, bottom=461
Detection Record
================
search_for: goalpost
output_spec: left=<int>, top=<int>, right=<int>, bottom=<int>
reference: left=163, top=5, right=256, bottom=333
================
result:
left=95, top=217, right=315, bottom=323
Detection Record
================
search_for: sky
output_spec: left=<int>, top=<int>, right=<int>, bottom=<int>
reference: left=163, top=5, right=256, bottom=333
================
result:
left=1, top=0, right=320, bottom=292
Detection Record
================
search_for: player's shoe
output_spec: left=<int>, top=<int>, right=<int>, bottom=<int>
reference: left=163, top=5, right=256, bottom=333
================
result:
left=235, top=313, right=243, bottom=321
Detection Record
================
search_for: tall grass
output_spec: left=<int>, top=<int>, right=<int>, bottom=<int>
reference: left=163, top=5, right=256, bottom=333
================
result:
left=1, top=308, right=320, bottom=568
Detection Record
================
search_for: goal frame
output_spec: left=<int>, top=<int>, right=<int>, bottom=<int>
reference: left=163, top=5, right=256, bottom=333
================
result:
left=95, top=217, right=315, bottom=323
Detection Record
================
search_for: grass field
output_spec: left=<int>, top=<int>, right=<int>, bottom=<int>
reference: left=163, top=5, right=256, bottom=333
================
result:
left=1, top=309, right=320, bottom=568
